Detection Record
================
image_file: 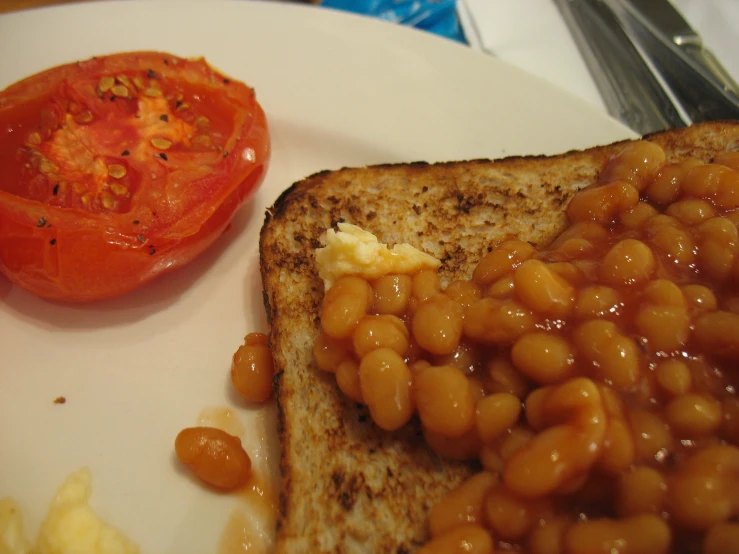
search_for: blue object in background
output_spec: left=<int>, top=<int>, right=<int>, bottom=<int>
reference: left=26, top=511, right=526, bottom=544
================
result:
left=321, top=0, right=468, bottom=44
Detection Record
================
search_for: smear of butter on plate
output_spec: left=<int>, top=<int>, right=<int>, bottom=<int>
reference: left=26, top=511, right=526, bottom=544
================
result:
left=0, top=469, right=139, bottom=554
left=315, top=223, right=441, bottom=289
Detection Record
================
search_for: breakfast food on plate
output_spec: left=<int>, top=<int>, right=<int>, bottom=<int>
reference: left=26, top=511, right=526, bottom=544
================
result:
left=175, top=425, right=253, bottom=491
left=0, top=469, right=139, bottom=554
left=259, top=121, right=739, bottom=553
left=0, top=51, right=270, bottom=302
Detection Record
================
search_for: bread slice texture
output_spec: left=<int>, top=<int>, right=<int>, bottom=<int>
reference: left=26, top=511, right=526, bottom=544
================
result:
left=260, top=121, right=739, bottom=553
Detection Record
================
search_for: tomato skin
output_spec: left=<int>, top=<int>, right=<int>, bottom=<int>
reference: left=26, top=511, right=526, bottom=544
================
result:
left=0, top=52, right=270, bottom=301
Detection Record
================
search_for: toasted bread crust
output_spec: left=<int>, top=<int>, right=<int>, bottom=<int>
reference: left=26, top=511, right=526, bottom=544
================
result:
left=260, top=121, right=739, bottom=553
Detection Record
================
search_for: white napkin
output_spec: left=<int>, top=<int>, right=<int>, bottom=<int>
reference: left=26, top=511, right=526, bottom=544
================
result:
left=458, top=0, right=739, bottom=113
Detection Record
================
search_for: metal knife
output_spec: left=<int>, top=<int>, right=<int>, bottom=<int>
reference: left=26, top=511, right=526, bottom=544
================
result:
left=624, top=0, right=739, bottom=97
left=555, top=0, right=685, bottom=133
left=609, top=0, right=739, bottom=123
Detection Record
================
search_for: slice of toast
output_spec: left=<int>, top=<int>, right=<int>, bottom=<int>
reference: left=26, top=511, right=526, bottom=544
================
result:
left=259, top=121, right=739, bottom=553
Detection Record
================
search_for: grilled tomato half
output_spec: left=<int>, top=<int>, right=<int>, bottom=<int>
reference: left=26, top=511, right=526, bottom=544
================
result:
left=0, top=51, right=270, bottom=301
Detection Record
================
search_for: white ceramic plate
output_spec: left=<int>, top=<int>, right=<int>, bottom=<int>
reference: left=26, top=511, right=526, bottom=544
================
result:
left=0, top=1, right=635, bottom=551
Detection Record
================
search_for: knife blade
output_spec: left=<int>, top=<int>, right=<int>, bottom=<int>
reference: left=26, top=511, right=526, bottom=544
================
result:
left=625, top=0, right=739, bottom=96
left=555, top=0, right=685, bottom=133
left=609, top=0, right=739, bottom=123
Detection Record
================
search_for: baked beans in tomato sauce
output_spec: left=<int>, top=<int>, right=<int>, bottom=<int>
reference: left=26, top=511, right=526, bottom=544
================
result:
left=314, top=143, right=739, bottom=554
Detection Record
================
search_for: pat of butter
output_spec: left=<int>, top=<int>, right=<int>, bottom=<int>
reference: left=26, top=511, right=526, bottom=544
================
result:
left=0, top=469, right=139, bottom=554
left=316, top=223, right=441, bottom=289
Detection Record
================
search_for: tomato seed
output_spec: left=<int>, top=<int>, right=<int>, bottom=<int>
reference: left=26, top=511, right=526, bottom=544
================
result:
left=107, top=164, right=127, bottom=179
left=109, top=183, right=128, bottom=196
left=100, top=193, right=114, bottom=209
left=111, top=84, right=129, bottom=98
left=98, top=76, right=115, bottom=92
left=151, top=138, right=172, bottom=150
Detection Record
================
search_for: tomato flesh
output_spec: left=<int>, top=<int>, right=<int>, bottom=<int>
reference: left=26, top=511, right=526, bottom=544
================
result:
left=0, top=52, right=270, bottom=301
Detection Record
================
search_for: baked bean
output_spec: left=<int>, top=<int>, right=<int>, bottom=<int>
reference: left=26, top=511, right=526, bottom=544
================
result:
left=352, top=314, right=409, bottom=358
left=372, top=274, right=412, bottom=315
left=643, top=213, right=681, bottom=234
left=548, top=262, right=587, bottom=286
left=566, top=181, right=639, bottom=223
left=634, top=303, right=690, bottom=353
left=412, top=268, right=442, bottom=302
left=321, top=276, right=373, bottom=338
left=464, top=298, right=538, bottom=344
left=564, top=514, right=670, bottom=554
left=499, top=426, right=536, bottom=461
left=642, top=279, right=684, bottom=306
left=231, top=341, right=274, bottom=403
left=417, top=524, right=493, bottom=554
left=412, top=295, right=464, bottom=355
left=484, top=485, right=548, bottom=541
left=551, top=221, right=609, bottom=247
left=423, top=426, right=481, bottom=461
left=666, top=198, right=716, bottom=225
left=524, top=387, right=549, bottom=431
left=472, top=239, right=536, bottom=286
left=704, top=523, right=739, bottom=554
left=682, top=284, right=718, bottom=314
left=597, top=384, right=626, bottom=418
left=693, top=311, right=739, bottom=360
left=486, top=274, right=515, bottom=298
left=409, top=359, right=431, bottom=373
left=335, top=358, right=364, bottom=403
left=682, top=163, right=729, bottom=199
left=175, top=427, right=251, bottom=491
left=244, top=332, right=268, bottom=346
left=714, top=151, right=739, bottom=171
left=665, top=393, right=722, bottom=438
left=476, top=393, right=522, bottom=443
left=600, top=141, right=667, bottom=189
left=600, top=239, right=655, bottom=286
left=511, top=333, right=575, bottom=385
left=620, top=202, right=658, bottom=229
left=429, top=471, right=497, bottom=537
left=681, top=444, right=739, bottom=475
left=433, top=341, right=479, bottom=374
left=598, top=418, right=634, bottom=474
left=616, top=466, right=666, bottom=516
left=552, top=237, right=596, bottom=260
left=572, top=320, right=641, bottom=390
left=715, top=166, right=739, bottom=209
left=444, top=279, right=482, bottom=308
left=655, top=359, right=692, bottom=396
left=529, top=516, right=571, bottom=554
left=414, top=365, right=476, bottom=437
left=504, top=379, right=606, bottom=497
left=574, top=285, right=620, bottom=320
left=646, top=160, right=702, bottom=205
left=312, top=332, right=350, bottom=372
left=668, top=471, right=733, bottom=530
left=628, top=408, right=673, bottom=463
left=487, top=356, right=531, bottom=399
left=686, top=356, right=730, bottom=396
left=648, top=223, right=696, bottom=266
left=358, top=348, right=413, bottom=431
left=514, top=259, right=575, bottom=317
left=696, top=217, right=738, bottom=281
